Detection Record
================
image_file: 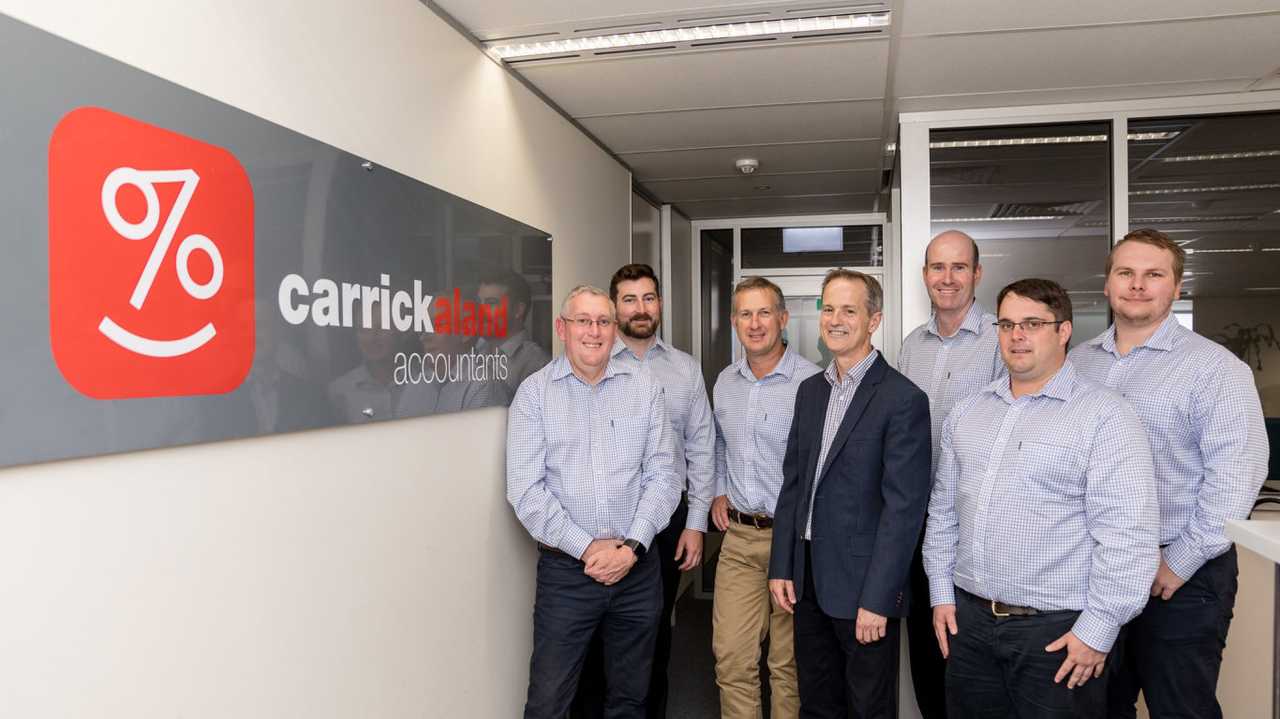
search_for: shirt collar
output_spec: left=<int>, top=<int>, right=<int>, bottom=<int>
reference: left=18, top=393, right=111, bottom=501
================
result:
left=611, top=335, right=668, bottom=360
left=927, top=300, right=987, bottom=339
left=824, top=349, right=879, bottom=388
left=549, top=354, right=633, bottom=384
left=735, top=343, right=800, bottom=382
left=992, top=360, right=1077, bottom=403
left=1095, top=311, right=1182, bottom=356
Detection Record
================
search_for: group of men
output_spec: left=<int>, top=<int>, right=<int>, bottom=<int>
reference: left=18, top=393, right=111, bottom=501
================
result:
left=505, top=227, right=1269, bottom=719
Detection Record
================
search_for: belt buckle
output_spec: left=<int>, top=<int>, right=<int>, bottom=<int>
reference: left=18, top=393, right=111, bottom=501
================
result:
left=991, top=599, right=1010, bottom=618
left=752, top=514, right=764, bottom=529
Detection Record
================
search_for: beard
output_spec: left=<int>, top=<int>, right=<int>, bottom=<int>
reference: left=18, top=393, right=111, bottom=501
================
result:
left=621, top=313, right=659, bottom=339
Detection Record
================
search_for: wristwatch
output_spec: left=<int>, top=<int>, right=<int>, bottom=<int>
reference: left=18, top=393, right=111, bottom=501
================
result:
left=622, top=538, right=646, bottom=557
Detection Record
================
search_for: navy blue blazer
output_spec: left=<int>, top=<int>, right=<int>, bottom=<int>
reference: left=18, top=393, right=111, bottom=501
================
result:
left=769, top=353, right=931, bottom=620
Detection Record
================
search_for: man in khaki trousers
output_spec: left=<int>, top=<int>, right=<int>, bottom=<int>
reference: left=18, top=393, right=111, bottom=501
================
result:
left=710, top=277, right=821, bottom=718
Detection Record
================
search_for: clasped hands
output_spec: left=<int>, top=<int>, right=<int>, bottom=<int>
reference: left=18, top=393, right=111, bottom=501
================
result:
left=581, top=538, right=637, bottom=585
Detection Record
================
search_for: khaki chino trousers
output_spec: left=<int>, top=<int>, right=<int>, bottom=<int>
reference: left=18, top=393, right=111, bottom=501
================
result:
left=712, top=520, right=800, bottom=719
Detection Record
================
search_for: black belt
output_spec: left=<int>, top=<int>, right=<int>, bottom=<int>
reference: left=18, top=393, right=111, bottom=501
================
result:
left=727, top=508, right=773, bottom=529
left=538, top=543, right=574, bottom=558
left=958, top=587, right=1048, bottom=618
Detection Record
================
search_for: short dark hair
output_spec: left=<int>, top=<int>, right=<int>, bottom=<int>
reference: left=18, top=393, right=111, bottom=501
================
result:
left=821, top=268, right=883, bottom=315
left=731, top=276, right=785, bottom=314
left=996, top=278, right=1073, bottom=323
left=478, top=270, right=533, bottom=320
left=609, top=263, right=661, bottom=302
left=1107, top=228, right=1185, bottom=280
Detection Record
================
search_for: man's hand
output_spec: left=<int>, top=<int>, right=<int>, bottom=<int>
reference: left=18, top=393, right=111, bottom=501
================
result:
left=580, top=538, right=620, bottom=565
left=769, top=579, right=797, bottom=614
left=855, top=607, right=888, bottom=645
left=1045, top=631, right=1107, bottom=689
left=674, top=529, right=704, bottom=571
left=932, top=604, right=958, bottom=658
left=711, top=495, right=730, bottom=532
left=585, top=544, right=638, bottom=585
left=1151, top=557, right=1186, bottom=600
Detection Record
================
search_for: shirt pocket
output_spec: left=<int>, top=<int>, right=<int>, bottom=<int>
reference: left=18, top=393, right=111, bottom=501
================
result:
left=608, top=417, right=650, bottom=473
left=753, top=406, right=792, bottom=458
left=1017, top=440, right=1086, bottom=507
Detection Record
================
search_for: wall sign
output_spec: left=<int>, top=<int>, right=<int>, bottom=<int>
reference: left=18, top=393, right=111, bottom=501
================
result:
left=0, top=14, right=553, bottom=469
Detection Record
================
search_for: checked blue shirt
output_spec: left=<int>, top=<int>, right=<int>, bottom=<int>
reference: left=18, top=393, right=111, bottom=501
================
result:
left=612, top=337, right=716, bottom=532
left=506, top=355, right=681, bottom=559
left=923, top=362, right=1160, bottom=652
left=1070, top=313, right=1270, bottom=580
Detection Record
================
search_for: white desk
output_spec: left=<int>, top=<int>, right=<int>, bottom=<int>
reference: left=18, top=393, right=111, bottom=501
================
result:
left=1227, top=519, right=1280, bottom=719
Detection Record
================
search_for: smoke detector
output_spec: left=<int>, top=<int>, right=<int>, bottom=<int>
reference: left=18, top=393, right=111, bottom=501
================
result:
left=735, top=158, right=759, bottom=175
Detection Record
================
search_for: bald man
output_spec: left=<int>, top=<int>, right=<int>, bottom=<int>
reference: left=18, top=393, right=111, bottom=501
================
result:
left=897, top=230, right=1004, bottom=718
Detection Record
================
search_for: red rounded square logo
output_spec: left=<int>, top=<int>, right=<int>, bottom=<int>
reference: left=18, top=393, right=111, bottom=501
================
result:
left=49, top=107, right=255, bottom=399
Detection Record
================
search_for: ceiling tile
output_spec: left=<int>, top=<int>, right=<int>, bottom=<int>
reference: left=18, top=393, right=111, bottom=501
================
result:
left=896, top=80, right=1255, bottom=113
left=899, top=1, right=1280, bottom=35
left=676, top=194, right=879, bottom=219
left=894, top=15, right=1280, bottom=98
left=645, top=169, right=882, bottom=202
left=517, top=39, right=888, bottom=116
left=579, top=99, right=884, bottom=153
left=625, top=139, right=884, bottom=179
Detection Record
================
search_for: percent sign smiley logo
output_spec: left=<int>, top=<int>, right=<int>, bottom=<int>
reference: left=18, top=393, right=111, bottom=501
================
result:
left=98, top=167, right=224, bottom=357
left=49, top=107, right=255, bottom=399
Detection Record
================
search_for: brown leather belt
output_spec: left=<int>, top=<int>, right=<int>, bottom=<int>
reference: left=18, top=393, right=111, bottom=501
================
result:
left=959, top=587, right=1042, bottom=617
left=728, top=508, right=773, bottom=529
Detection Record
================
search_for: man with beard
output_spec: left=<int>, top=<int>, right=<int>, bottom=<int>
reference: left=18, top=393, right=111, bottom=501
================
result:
left=573, top=264, right=714, bottom=719
left=1069, top=229, right=1269, bottom=718
left=897, top=230, right=1004, bottom=718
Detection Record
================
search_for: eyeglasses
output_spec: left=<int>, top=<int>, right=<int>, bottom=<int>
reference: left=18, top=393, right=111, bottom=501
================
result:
left=561, top=315, right=614, bottom=330
left=993, top=319, right=1065, bottom=333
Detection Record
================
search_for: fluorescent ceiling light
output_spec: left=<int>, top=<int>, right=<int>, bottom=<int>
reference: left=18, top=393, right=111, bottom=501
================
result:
left=1160, top=149, right=1280, bottom=163
left=1130, top=182, right=1280, bottom=195
left=1130, top=215, right=1259, bottom=224
left=887, top=131, right=1179, bottom=153
left=933, top=215, right=1065, bottom=222
left=1261, top=247, right=1280, bottom=252
left=1244, top=287, right=1280, bottom=291
left=486, top=12, right=890, bottom=60
left=1185, top=247, right=1253, bottom=254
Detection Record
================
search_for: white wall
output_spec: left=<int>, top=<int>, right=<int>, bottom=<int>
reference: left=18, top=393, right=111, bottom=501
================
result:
left=0, top=1, right=632, bottom=716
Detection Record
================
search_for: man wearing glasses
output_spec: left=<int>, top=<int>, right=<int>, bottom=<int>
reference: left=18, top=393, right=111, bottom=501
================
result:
left=709, top=276, right=820, bottom=719
left=573, top=264, right=714, bottom=719
left=507, top=285, right=680, bottom=719
left=924, top=278, right=1159, bottom=717
left=1069, top=229, right=1269, bottom=719
left=897, top=230, right=1004, bottom=719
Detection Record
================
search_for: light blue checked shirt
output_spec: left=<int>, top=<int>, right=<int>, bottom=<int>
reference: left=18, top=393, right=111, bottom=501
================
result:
left=806, top=350, right=881, bottom=540
left=1070, top=313, right=1270, bottom=580
left=506, top=355, right=681, bottom=559
left=712, top=345, right=822, bottom=516
left=899, top=301, right=1005, bottom=474
left=923, top=361, right=1159, bottom=652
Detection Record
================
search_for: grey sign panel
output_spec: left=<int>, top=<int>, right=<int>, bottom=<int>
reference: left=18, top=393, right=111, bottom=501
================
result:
left=0, top=14, right=552, bottom=469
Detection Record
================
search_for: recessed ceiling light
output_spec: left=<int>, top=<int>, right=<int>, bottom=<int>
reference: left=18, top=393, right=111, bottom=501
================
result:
left=1185, top=247, right=1253, bottom=254
left=1129, top=182, right=1280, bottom=195
left=485, top=12, right=891, bottom=60
left=1160, top=149, right=1280, bottom=163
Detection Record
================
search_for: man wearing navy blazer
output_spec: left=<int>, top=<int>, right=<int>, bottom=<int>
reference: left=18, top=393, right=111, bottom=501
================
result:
left=769, top=269, right=932, bottom=719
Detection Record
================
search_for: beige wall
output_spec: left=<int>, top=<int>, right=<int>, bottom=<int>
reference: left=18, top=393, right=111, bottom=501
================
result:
left=0, top=1, right=631, bottom=716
